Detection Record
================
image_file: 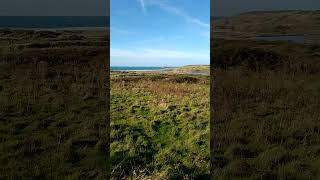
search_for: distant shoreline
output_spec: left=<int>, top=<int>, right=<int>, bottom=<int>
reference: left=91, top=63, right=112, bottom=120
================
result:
left=111, top=67, right=177, bottom=72
left=0, top=27, right=109, bottom=32
left=111, top=69, right=170, bottom=72
left=111, top=65, right=210, bottom=76
left=0, top=16, right=109, bottom=31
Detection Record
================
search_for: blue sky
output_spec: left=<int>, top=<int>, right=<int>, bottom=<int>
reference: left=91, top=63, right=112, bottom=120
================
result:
left=111, top=0, right=210, bottom=67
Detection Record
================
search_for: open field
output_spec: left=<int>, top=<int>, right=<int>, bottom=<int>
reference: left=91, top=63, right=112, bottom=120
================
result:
left=110, top=71, right=210, bottom=179
left=0, top=30, right=109, bottom=179
left=211, top=36, right=320, bottom=178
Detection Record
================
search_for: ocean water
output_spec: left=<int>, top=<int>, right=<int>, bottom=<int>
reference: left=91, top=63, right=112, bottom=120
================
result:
left=0, top=16, right=109, bottom=29
left=111, top=67, right=166, bottom=71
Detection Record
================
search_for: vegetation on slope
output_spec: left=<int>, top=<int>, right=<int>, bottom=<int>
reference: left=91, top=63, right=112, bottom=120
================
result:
left=211, top=38, right=320, bottom=179
left=0, top=30, right=109, bottom=179
left=110, top=72, right=210, bottom=179
left=172, top=65, right=210, bottom=74
left=214, top=10, right=320, bottom=38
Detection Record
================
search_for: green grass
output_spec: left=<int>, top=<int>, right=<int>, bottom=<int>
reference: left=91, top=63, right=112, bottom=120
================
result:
left=110, top=72, right=210, bottom=179
left=173, top=65, right=210, bottom=74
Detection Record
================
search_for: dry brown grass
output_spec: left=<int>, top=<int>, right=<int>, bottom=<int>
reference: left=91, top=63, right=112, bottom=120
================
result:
left=211, top=38, right=320, bottom=179
left=139, top=80, right=193, bottom=97
left=0, top=30, right=110, bottom=179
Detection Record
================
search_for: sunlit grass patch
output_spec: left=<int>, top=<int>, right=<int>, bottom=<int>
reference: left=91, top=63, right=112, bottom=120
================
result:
left=110, top=72, right=210, bottom=179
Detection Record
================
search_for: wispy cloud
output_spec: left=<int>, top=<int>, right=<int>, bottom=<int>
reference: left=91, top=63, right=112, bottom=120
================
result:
left=137, top=0, right=147, bottom=13
left=144, top=0, right=209, bottom=28
left=110, top=48, right=209, bottom=60
left=110, top=48, right=210, bottom=66
left=111, top=27, right=135, bottom=35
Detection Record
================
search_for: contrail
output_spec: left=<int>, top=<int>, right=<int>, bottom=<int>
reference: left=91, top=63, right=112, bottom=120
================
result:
left=138, top=0, right=147, bottom=13
left=147, top=0, right=209, bottom=28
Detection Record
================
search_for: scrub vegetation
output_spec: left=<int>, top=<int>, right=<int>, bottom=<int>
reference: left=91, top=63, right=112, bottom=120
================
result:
left=211, top=37, right=320, bottom=179
left=0, top=30, right=109, bottom=179
left=110, top=71, right=210, bottom=179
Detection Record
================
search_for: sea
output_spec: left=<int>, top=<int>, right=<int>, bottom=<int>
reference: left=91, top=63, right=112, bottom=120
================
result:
left=111, top=67, right=169, bottom=71
left=0, top=16, right=109, bottom=30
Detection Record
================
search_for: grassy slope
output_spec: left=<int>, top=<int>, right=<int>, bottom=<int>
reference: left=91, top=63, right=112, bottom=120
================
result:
left=0, top=30, right=109, bottom=179
left=214, top=10, right=320, bottom=38
left=110, top=72, right=210, bottom=179
left=173, top=65, right=210, bottom=74
left=211, top=38, right=320, bottom=178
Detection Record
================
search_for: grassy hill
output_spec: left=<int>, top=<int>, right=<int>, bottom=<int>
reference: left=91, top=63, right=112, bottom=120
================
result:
left=172, top=65, right=210, bottom=75
left=211, top=30, right=320, bottom=179
left=0, top=30, right=109, bottom=179
left=213, top=10, right=320, bottom=38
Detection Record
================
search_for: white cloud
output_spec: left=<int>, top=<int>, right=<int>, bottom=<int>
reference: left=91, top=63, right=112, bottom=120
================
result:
left=145, top=0, right=209, bottom=28
left=111, top=27, right=135, bottom=35
left=137, top=0, right=147, bottom=13
left=111, top=48, right=209, bottom=66
left=111, top=48, right=208, bottom=59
